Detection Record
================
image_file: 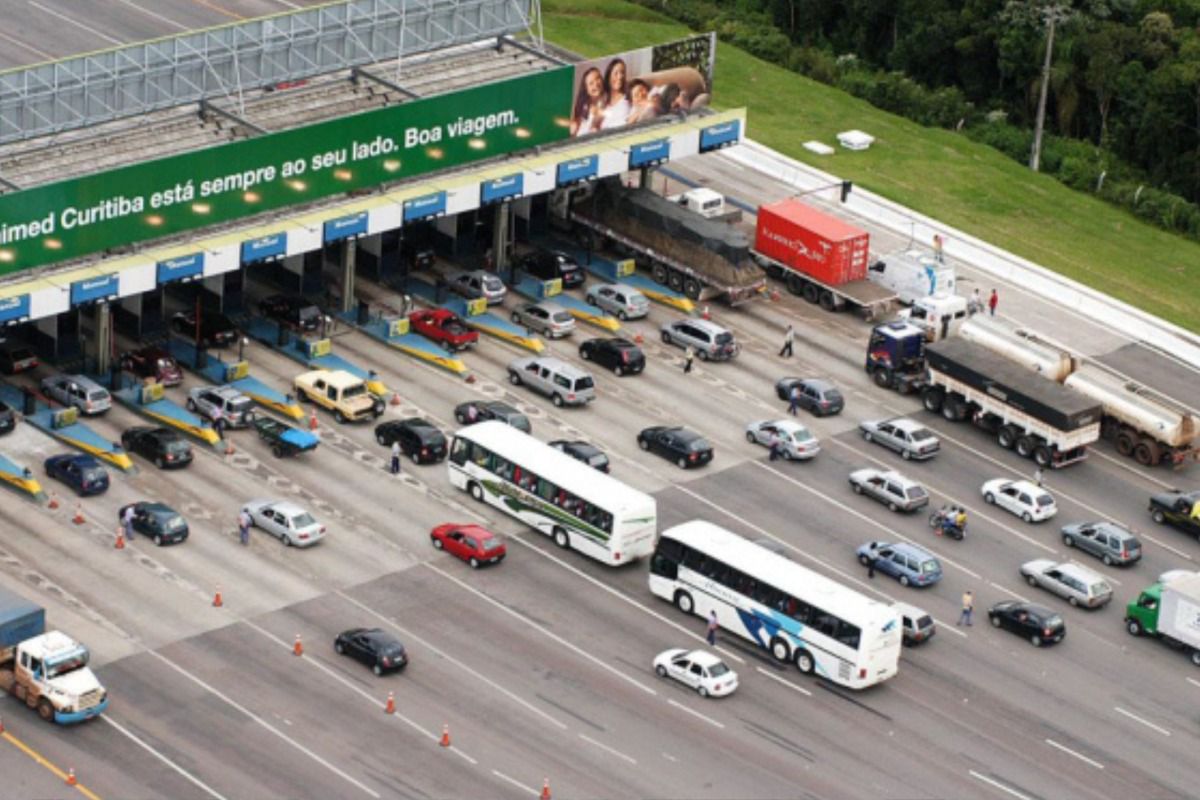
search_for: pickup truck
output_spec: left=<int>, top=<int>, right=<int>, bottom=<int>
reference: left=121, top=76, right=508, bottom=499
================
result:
left=408, top=308, right=479, bottom=351
left=293, top=369, right=384, bottom=424
left=254, top=417, right=320, bottom=458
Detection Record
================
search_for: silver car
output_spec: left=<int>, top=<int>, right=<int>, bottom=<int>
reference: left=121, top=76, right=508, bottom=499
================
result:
left=508, top=356, right=595, bottom=407
left=512, top=302, right=575, bottom=338
left=446, top=269, right=507, bottom=305
left=1020, top=559, right=1113, bottom=608
left=586, top=283, right=650, bottom=320
left=660, top=318, right=739, bottom=361
left=1060, top=521, right=1141, bottom=566
left=860, top=417, right=940, bottom=460
left=242, top=499, right=326, bottom=547
left=187, top=385, right=256, bottom=428
left=848, top=467, right=929, bottom=512
left=744, top=419, right=820, bottom=460
left=40, top=373, right=111, bottom=415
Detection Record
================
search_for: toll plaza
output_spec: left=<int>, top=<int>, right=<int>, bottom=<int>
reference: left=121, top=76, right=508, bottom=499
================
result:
left=110, top=381, right=222, bottom=448
left=551, top=243, right=696, bottom=313
left=0, top=384, right=134, bottom=472
left=164, top=338, right=305, bottom=420
left=509, top=274, right=622, bottom=332
left=340, top=312, right=469, bottom=376
left=241, top=317, right=388, bottom=397
left=0, top=451, right=44, bottom=501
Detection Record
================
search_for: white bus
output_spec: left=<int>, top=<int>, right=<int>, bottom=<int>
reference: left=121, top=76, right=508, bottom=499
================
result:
left=649, top=520, right=901, bottom=689
left=448, top=421, right=656, bottom=565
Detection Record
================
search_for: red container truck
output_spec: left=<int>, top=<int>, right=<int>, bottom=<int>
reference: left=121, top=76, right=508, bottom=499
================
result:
left=752, top=198, right=896, bottom=318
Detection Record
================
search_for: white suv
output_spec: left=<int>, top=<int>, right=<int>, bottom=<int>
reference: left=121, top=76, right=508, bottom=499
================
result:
left=187, top=385, right=256, bottom=428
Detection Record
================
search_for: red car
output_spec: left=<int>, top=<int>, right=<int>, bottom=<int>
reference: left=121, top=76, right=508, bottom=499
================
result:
left=119, top=346, right=183, bottom=386
left=430, top=523, right=505, bottom=568
left=408, top=309, right=479, bottom=351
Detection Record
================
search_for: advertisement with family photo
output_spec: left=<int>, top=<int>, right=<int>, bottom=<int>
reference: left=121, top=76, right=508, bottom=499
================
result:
left=569, top=35, right=714, bottom=138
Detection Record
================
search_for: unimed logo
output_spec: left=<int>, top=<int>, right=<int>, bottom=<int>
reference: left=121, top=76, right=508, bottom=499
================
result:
left=80, top=277, right=111, bottom=291
left=0, top=296, right=21, bottom=311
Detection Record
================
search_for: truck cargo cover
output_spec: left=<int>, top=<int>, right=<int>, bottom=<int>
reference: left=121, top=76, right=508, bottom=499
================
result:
left=0, top=585, right=45, bottom=649
left=926, top=338, right=1103, bottom=432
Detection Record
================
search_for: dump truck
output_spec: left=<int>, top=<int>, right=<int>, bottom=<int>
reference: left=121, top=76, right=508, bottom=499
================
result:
left=1125, top=573, right=1200, bottom=666
left=1, top=585, right=108, bottom=723
left=552, top=179, right=767, bottom=305
left=920, top=337, right=1103, bottom=468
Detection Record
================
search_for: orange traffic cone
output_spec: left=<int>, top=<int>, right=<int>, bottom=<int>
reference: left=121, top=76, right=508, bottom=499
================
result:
left=66, top=768, right=77, bottom=786
left=770, top=288, right=782, bottom=302
left=308, top=409, right=318, bottom=431
left=47, top=492, right=59, bottom=510
left=633, top=332, right=644, bottom=345
left=385, top=691, right=395, bottom=714
left=212, top=585, right=223, bottom=608
left=390, top=392, right=401, bottom=406
left=540, top=778, right=551, bottom=800
left=439, top=724, right=451, bottom=747
left=115, top=525, right=126, bottom=550
left=701, top=305, right=711, bottom=320
left=293, top=634, right=303, bottom=656
left=72, top=503, right=85, bottom=525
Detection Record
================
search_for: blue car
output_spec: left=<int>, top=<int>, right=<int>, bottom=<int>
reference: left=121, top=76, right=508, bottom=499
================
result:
left=856, top=541, right=942, bottom=587
left=44, top=453, right=109, bottom=496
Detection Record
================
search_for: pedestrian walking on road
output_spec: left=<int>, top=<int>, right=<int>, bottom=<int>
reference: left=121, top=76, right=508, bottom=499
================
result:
left=683, top=346, right=695, bottom=374
left=238, top=509, right=251, bottom=546
left=768, top=434, right=782, bottom=462
left=705, top=610, right=719, bottom=646
left=958, top=590, right=974, bottom=626
left=214, top=416, right=226, bottom=441
left=122, top=504, right=136, bottom=541
left=969, top=288, right=982, bottom=315
left=1033, top=466, right=1044, bottom=487
left=866, top=551, right=877, bottom=579
left=988, top=289, right=998, bottom=317
left=779, top=324, right=794, bottom=358
left=390, top=441, right=402, bottom=475
left=788, top=385, right=801, bottom=416
left=933, top=234, right=945, bottom=264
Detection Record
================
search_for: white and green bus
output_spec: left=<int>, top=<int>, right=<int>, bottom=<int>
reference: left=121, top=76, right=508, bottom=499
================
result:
left=448, top=421, right=656, bottom=565
left=649, top=520, right=902, bottom=689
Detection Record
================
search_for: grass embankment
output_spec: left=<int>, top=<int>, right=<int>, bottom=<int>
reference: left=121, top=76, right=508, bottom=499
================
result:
left=542, top=0, right=1200, bottom=333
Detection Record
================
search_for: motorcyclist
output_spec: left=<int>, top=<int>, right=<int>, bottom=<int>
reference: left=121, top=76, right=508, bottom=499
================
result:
left=955, top=507, right=968, bottom=533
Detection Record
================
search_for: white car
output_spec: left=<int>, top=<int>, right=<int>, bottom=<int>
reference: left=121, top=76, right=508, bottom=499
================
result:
left=744, top=419, right=820, bottom=460
left=981, top=479, right=1057, bottom=522
left=652, top=648, right=738, bottom=698
left=242, top=499, right=326, bottom=547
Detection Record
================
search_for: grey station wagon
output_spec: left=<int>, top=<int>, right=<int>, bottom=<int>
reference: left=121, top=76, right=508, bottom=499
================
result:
left=1060, top=521, right=1142, bottom=566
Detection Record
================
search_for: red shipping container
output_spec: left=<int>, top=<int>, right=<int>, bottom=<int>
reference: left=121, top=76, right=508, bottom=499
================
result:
left=754, top=199, right=870, bottom=286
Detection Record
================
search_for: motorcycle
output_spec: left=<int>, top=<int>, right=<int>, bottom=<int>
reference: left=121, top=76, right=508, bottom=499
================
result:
left=928, top=505, right=966, bottom=540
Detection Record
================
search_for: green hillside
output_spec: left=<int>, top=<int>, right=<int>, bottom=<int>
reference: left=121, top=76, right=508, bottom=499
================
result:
left=542, top=0, right=1200, bottom=333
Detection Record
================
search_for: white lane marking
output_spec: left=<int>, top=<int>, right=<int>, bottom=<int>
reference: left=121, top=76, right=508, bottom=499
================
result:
left=662, top=752, right=678, bottom=762
left=665, top=698, right=725, bottom=729
left=578, top=733, right=638, bottom=765
left=1089, top=448, right=1177, bottom=490
left=1139, top=533, right=1193, bottom=562
left=1187, top=677, right=1200, bottom=690
left=335, top=591, right=569, bottom=730
left=423, top=562, right=658, bottom=696
left=1045, top=738, right=1104, bottom=769
left=490, top=770, right=539, bottom=797
left=968, top=770, right=1034, bottom=800
left=100, top=714, right=230, bottom=800
left=1114, top=706, right=1171, bottom=736
left=115, top=0, right=189, bottom=29
left=0, top=29, right=54, bottom=59
left=754, top=666, right=812, bottom=697
left=988, top=582, right=1029, bottom=603
left=504, top=533, right=746, bottom=664
left=27, top=0, right=125, bottom=45
left=748, top=461, right=983, bottom=579
left=240, top=621, right=479, bottom=764
left=147, top=650, right=383, bottom=796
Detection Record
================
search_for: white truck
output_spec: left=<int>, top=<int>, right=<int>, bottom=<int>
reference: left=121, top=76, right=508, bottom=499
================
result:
left=868, top=249, right=956, bottom=305
left=1126, top=573, right=1200, bottom=666
left=0, top=586, right=108, bottom=724
left=897, top=294, right=970, bottom=342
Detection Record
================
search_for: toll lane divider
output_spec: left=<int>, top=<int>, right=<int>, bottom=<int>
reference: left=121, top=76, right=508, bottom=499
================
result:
left=0, top=383, right=134, bottom=472
left=405, top=277, right=544, bottom=352
left=111, top=383, right=221, bottom=447
left=242, top=317, right=388, bottom=396
left=0, top=451, right=45, bottom=501
left=547, top=240, right=695, bottom=313
left=510, top=272, right=621, bottom=332
left=335, top=311, right=468, bottom=376
left=165, top=338, right=304, bottom=420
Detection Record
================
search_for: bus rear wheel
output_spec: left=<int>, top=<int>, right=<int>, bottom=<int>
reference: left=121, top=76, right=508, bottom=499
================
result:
left=674, top=591, right=694, bottom=615
left=794, top=649, right=815, bottom=674
left=553, top=527, right=570, bottom=550
left=770, top=637, right=790, bottom=662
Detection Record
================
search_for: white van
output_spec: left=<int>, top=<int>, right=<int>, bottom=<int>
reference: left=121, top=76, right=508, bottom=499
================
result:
left=869, top=249, right=956, bottom=305
left=898, top=294, right=969, bottom=341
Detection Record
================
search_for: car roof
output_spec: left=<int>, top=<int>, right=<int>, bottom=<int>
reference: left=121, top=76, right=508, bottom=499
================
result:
left=760, top=419, right=808, bottom=433
left=805, top=378, right=836, bottom=391
left=1056, top=561, right=1106, bottom=581
left=527, top=300, right=566, bottom=312
left=682, top=650, right=725, bottom=667
left=673, top=429, right=706, bottom=443
left=872, top=469, right=919, bottom=486
left=1090, top=521, right=1135, bottom=537
left=363, top=629, right=402, bottom=645
left=140, top=501, right=176, bottom=516
left=399, top=417, right=436, bottom=430
left=888, top=418, right=926, bottom=432
left=264, top=500, right=307, bottom=516
left=557, top=440, right=600, bottom=455
left=672, top=317, right=728, bottom=334
left=888, top=542, right=936, bottom=559
left=452, top=524, right=496, bottom=539
left=52, top=453, right=100, bottom=466
left=484, top=401, right=519, bottom=413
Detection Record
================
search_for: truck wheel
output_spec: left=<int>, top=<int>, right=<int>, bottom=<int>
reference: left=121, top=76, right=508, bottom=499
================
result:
left=785, top=273, right=806, bottom=296
left=921, top=387, right=944, bottom=413
left=667, top=270, right=684, bottom=293
left=1134, top=439, right=1161, bottom=466
left=1191, top=650, right=1200, bottom=668
left=802, top=283, right=820, bottom=304
left=1126, top=619, right=1143, bottom=636
left=683, top=278, right=701, bottom=300
left=1015, top=436, right=1035, bottom=458
left=1115, top=429, right=1136, bottom=456
left=874, top=368, right=895, bottom=390
left=941, top=396, right=960, bottom=421
left=37, top=699, right=54, bottom=722
left=508, top=371, right=521, bottom=386
left=652, top=264, right=668, bottom=284
left=997, top=425, right=1018, bottom=449
left=1153, top=510, right=1166, bottom=524
left=1033, top=446, right=1053, bottom=467
left=661, top=331, right=672, bottom=345
left=334, top=410, right=347, bottom=424
left=272, top=444, right=284, bottom=458
left=819, top=290, right=837, bottom=311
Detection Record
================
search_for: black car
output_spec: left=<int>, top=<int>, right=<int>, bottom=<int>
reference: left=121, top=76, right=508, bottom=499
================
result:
left=375, top=418, right=447, bottom=463
left=550, top=440, right=610, bottom=472
left=121, top=426, right=194, bottom=469
left=1148, top=489, right=1200, bottom=538
left=170, top=310, right=239, bottom=347
left=45, top=454, right=109, bottom=496
left=637, top=426, right=714, bottom=469
left=0, top=400, right=14, bottom=435
left=0, top=342, right=38, bottom=375
left=118, top=501, right=189, bottom=546
left=334, top=628, right=408, bottom=675
left=775, top=377, right=845, bottom=416
left=453, top=400, right=532, bottom=433
left=987, top=601, right=1065, bottom=647
left=579, top=337, right=645, bottom=376
left=518, top=247, right=585, bottom=289
left=258, top=294, right=321, bottom=332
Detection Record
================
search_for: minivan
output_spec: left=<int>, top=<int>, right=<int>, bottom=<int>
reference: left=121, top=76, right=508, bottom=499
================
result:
left=508, top=356, right=596, bottom=407
left=518, top=248, right=585, bottom=289
left=660, top=319, right=739, bottom=361
left=893, top=602, right=936, bottom=646
left=1020, top=559, right=1113, bottom=608
left=41, top=374, right=111, bottom=415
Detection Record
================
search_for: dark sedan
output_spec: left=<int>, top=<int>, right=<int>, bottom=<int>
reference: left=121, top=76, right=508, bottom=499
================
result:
left=258, top=294, right=321, bottom=332
left=334, top=628, right=408, bottom=675
left=375, top=418, right=447, bottom=463
left=118, top=501, right=189, bottom=546
left=579, top=337, right=645, bottom=377
left=121, top=426, right=193, bottom=469
left=550, top=440, right=610, bottom=472
left=119, top=346, right=183, bottom=386
left=988, top=601, right=1065, bottom=647
left=171, top=310, right=239, bottom=347
left=44, top=454, right=109, bottom=496
left=453, top=400, right=531, bottom=433
left=1149, top=489, right=1200, bottom=538
left=775, top=377, right=844, bottom=416
left=0, top=342, right=38, bottom=375
left=637, top=426, right=713, bottom=469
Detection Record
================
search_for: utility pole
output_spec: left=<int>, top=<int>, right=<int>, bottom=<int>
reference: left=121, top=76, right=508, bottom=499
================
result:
left=1030, top=4, right=1070, bottom=172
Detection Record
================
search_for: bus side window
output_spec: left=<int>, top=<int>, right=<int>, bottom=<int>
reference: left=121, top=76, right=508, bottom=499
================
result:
left=450, top=438, right=469, bottom=465
left=837, top=621, right=861, bottom=648
left=471, top=443, right=491, bottom=469
left=650, top=552, right=678, bottom=579
left=537, top=479, right=557, bottom=502
left=494, top=457, right=514, bottom=482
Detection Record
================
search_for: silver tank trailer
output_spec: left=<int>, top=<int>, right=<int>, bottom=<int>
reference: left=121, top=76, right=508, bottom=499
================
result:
left=958, top=318, right=1075, bottom=382
left=1064, top=364, right=1197, bottom=448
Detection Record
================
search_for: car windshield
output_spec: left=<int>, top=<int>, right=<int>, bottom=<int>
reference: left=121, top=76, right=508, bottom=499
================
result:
left=1036, top=495, right=1054, bottom=507
left=1092, top=582, right=1111, bottom=595
left=511, top=415, right=531, bottom=432
left=483, top=277, right=504, bottom=291
left=230, top=398, right=254, bottom=413
left=587, top=453, right=609, bottom=467
left=298, top=305, right=320, bottom=321
left=80, top=468, right=105, bottom=483
left=792, top=429, right=813, bottom=442
left=715, top=332, right=734, bottom=345
left=689, top=440, right=710, bottom=452
left=164, top=515, right=186, bottom=532
left=1045, top=614, right=1064, bottom=628
left=552, top=311, right=572, bottom=323
left=291, top=512, right=317, bottom=528
left=920, top=560, right=939, bottom=574
left=343, top=384, right=367, bottom=398
left=906, top=486, right=927, bottom=499
left=916, top=615, right=933, bottom=628
left=10, top=348, right=33, bottom=359
left=824, top=390, right=843, bottom=402
left=156, top=358, right=175, bottom=369
left=910, top=429, right=935, bottom=441
left=708, top=662, right=730, bottom=678
left=88, top=391, right=108, bottom=401
left=166, top=440, right=190, bottom=455
left=575, top=376, right=594, bottom=390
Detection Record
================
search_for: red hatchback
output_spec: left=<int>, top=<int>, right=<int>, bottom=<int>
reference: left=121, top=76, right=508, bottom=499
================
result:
left=409, top=309, right=479, bottom=351
left=430, top=523, right=506, bottom=568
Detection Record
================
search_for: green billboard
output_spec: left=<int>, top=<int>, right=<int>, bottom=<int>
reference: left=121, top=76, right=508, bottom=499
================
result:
left=0, top=67, right=574, bottom=274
